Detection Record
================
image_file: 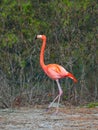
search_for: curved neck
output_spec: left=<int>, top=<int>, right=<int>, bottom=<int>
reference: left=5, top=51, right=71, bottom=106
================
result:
left=40, top=38, right=46, bottom=68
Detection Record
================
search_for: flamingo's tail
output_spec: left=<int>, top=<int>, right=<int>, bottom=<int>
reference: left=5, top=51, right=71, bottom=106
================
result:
left=67, top=72, right=77, bottom=83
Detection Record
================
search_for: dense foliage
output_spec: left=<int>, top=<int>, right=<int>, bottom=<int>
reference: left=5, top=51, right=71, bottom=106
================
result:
left=0, top=0, right=98, bottom=108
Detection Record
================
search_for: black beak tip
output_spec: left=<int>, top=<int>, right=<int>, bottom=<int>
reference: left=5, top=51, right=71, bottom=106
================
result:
left=35, top=35, right=37, bottom=40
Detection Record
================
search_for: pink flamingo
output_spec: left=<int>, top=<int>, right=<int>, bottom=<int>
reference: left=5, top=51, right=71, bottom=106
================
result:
left=36, top=35, right=77, bottom=113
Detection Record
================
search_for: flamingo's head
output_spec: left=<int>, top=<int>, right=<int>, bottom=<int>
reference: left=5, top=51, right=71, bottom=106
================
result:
left=35, top=35, right=46, bottom=40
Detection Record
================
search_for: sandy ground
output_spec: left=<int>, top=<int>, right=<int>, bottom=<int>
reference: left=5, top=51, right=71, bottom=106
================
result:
left=0, top=106, right=98, bottom=130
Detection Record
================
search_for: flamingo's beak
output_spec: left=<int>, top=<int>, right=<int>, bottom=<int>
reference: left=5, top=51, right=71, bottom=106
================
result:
left=35, top=36, right=37, bottom=40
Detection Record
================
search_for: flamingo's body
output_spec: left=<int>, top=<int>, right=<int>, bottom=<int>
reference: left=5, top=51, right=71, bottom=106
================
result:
left=36, top=35, right=77, bottom=113
left=42, top=63, right=77, bottom=82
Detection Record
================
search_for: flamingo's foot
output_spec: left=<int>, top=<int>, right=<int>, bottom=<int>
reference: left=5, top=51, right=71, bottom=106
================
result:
left=54, top=108, right=59, bottom=114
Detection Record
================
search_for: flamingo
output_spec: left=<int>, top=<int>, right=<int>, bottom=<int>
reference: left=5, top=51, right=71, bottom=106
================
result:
left=36, top=35, right=77, bottom=113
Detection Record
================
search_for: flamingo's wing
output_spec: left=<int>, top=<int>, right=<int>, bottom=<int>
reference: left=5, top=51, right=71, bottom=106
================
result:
left=45, top=64, right=68, bottom=80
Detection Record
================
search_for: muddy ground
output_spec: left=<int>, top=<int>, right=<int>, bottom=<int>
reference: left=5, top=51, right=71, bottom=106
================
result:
left=0, top=106, right=98, bottom=130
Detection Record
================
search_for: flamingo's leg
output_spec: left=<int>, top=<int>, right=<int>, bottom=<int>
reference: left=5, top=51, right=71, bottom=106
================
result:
left=47, top=79, right=63, bottom=113
left=55, top=79, right=63, bottom=113
left=47, top=95, right=59, bottom=109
